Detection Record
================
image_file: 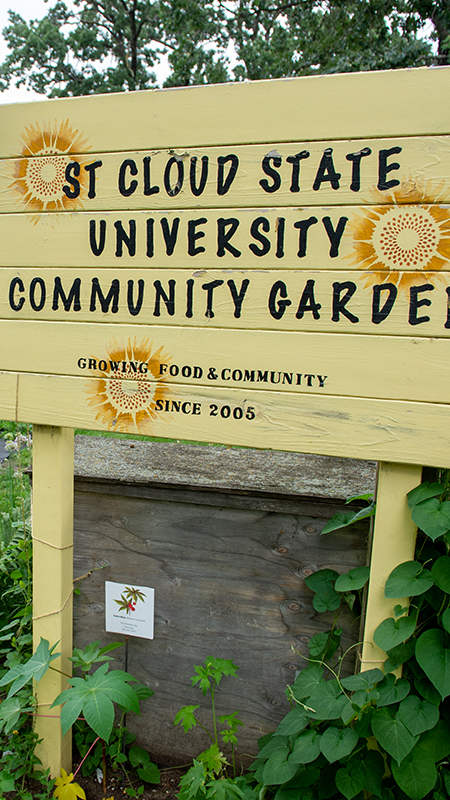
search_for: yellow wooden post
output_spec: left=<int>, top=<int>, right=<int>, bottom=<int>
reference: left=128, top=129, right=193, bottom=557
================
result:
left=32, top=425, right=74, bottom=777
left=360, top=461, right=423, bottom=672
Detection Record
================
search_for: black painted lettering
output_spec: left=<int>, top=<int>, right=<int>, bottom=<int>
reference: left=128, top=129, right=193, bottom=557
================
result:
left=313, top=149, right=341, bottom=191
left=345, top=148, right=372, bottom=192
left=217, top=154, right=239, bottom=195
left=9, top=278, right=25, bottom=311
left=52, top=277, right=81, bottom=311
left=409, top=283, right=434, bottom=326
left=190, top=156, right=208, bottom=196
left=295, top=279, right=321, bottom=319
left=153, top=279, right=176, bottom=317
left=127, top=279, right=145, bottom=317
left=260, top=154, right=282, bottom=193
left=294, top=216, right=318, bottom=258
left=114, top=220, right=136, bottom=257
left=29, top=277, right=46, bottom=311
left=249, top=216, right=271, bottom=256
left=164, top=156, right=184, bottom=197
left=322, top=216, right=348, bottom=257
left=188, top=218, right=207, bottom=256
left=146, top=218, right=154, bottom=258
left=84, top=160, right=103, bottom=199
left=143, top=156, right=160, bottom=196
left=63, top=161, right=80, bottom=199
left=89, top=219, right=106, bottom=256
left=202, top=279, right=224, bottom=318
left=118, top=159, right=138, bottom=197
left=90, top=278, right=119, bottom=313
left=332, top=281, right=359, bottom=323
left=286, top=150, right=310, bottom=192
left=160, top=217, right=180, bottom=256
left=186, top=278, right=194, bottom=318
left=372, top=283, right=397, bottom=324
left=378, top=146, right=402, bottom=191
left=227, top=279, right=250, bottom=318
left=268, top=281, right=291, bottom=320
left=217, top=218, right=241, bottom=257
left=276, top=217, right=285, bottom=259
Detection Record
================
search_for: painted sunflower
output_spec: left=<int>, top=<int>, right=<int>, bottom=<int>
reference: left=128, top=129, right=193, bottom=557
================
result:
left=10, top=119, right=90, bottom=215
left=85, top=337, right=170, bottom=434
left=347, top=178, right=450, bottom=291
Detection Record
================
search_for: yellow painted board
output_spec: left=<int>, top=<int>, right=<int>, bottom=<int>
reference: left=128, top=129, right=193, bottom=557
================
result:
left=360, top=462, right=423, bottom=671
left=1, top=69, right=450, bottom=157
left=3, top=268, right=450, bottom=337
left=1, top=318, right=450, bottom=403
left=33, top=425, right=73, bottom=777
left=0, top=369, right=449, bottom=466
left=1, top=136, right=449, bottom=213
left=2, top=203, right=450, bottom=272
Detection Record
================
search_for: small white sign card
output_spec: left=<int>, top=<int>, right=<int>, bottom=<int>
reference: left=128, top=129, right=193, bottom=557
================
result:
left=105, top=581, right=155, bottom=639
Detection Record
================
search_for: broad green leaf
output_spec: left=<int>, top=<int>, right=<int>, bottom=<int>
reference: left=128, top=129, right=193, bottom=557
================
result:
left=384, top=561, right=434, bottom=598
left=384, top=640, right=416, bottom=672
left=129, top=745, right=152, bottom=768
left=341, top=668, right=383, bottom=691
left=371, top=707, right=417, bottom=765
left=305, top=569, right=338, bottom=593
left=0, top=770, right=15, bottom=793
left=373, top=614, right=416, bottom=651
left=391, top=748, right=437, bottom=799
left=442, top=608, right=450, bottom=633
left=291, top=665, right=324, bottom=700
left=320, top=513, right=356, bottom=535
left=306, top=681, right=347, bottom=720
left=319, top=727, right=358, bottom=763
left=262, top=749, right=299, bottom=785
left=412, top=498, right=450, bottom=540
left=375, top=674, right=410, bottom=707
left=276, top=708, right=309, bottom=736
left=349, top=750, right=384, bottom=797
left=289, top=730, right=321, bottom=764
left=335, top=567, right=370, bottom=592
left=137, top=763, right=161, bottom=783
left=206, top=779, right=244, bottom=800
left=334, top=767, right=363, bottom=800
left=416, top=629, right=450, bottom=699
left=1, top=638, right=60, bottom=698
left=431, top=556, right=450, bottom=593
left=407, top=482, right=443, bottom=510
left=417, top=720, right=450, bottom=762
left=0, top=696, right=24, bottom=733
left=397, top=696, right=439, bottom=736
left=312, top=586, right=341, bottom=613
left=257, top=736, right=289, bottom=760
left=178, top=760, right=206, bottom=799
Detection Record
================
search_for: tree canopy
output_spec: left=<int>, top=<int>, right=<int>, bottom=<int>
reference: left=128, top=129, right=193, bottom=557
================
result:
left=0, top=0, right=448, bottom=97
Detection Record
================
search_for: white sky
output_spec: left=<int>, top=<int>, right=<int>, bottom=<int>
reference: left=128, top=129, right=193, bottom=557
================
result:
left=0, top=0, right=50, bottom=103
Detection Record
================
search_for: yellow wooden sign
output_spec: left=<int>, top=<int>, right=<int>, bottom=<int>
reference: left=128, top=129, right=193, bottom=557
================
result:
left=1, top=69, right=450, bottom=465
left=1, top=68, right=449, bottom=776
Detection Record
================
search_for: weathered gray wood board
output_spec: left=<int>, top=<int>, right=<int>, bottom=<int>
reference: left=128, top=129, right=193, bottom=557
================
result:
left=72, top=437, right=375, bottom=764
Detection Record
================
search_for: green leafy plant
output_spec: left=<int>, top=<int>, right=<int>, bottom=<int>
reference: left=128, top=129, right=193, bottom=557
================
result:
left=242, top=477, right=450, bottom=800
left=175, top=657, right=249, bottom=800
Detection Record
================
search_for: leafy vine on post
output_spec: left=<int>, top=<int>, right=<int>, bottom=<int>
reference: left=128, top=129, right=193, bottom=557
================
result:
left=242, top=477, right=450, bottom=800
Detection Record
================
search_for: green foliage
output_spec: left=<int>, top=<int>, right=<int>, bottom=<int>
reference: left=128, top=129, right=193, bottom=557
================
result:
left=0, top=0, right=447, bottom=98
left=175, top=657, right=245, bottom=800
left=240, top=472, right=450, bottom=800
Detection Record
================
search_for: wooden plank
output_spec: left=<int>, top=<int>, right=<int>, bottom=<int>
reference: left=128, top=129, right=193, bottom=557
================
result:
left=1, top=69, right=450, bottom=157
left=33, top=425, right=74, bottom=777
left=73, top=485, right=368, bottom=761
left=2, top=370, right=450, bottom=466
left=360, top=462, right=422, bottom=672
left=2, top=203, right=450, bottom=271
left=0, top=319, right=450, bottom=402
left=2, top=268, right=450, bottom=336
left=2, top=136, right=450, bottom=213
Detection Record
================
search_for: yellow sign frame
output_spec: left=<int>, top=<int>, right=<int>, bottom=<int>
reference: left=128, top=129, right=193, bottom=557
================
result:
left=1, top=65, right=448, bottom=774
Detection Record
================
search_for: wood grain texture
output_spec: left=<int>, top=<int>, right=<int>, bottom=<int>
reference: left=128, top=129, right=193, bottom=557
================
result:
left=1, top=319, right=450, bottom=403
left=1, top=205, right=449, bottom=270
left=1, top=68, right=449, bottom=157
left=1, top=136, right=449, bottom=213
left=72, top=480, right=369, bottom=762
left=2, top=268, right=449, bottom=337
left=3, top=370, right=450, bottom=466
